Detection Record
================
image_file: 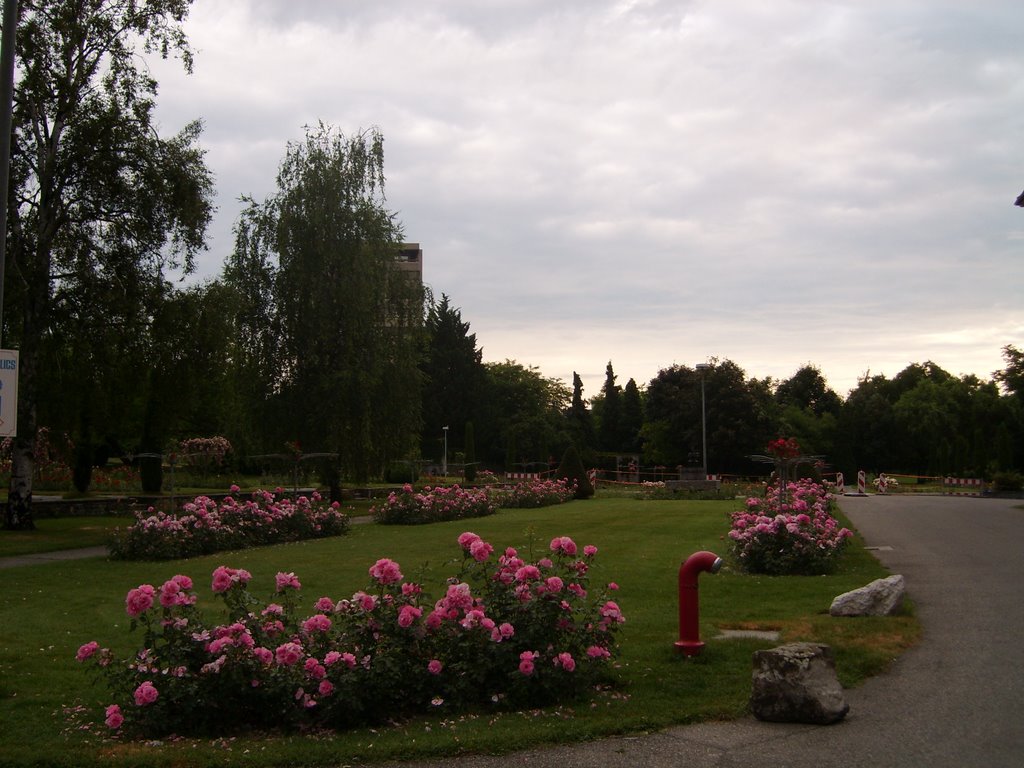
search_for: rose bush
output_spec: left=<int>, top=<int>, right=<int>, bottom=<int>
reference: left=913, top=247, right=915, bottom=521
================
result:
left=109, top=488, right=349, bottom=560
left=488, top=477, right=576, bottom=508
left=77, top=533, right=624, bottom=737
left=371, top=484, right=497, bottom=524
left=727, top=479, right=852, bottom=575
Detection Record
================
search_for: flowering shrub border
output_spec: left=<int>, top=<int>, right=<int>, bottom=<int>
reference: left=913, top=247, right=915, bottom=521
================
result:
left=371, top=484, right=496, bottom=524
left=488, top=477, right=576, bottom=508
left=372, top=478, right=575, bottom=525
left=109, top=488, right=349, bottom=560
left=727, top=479, right=852, bottom=575
left=77, top=533, right=625, bottom=737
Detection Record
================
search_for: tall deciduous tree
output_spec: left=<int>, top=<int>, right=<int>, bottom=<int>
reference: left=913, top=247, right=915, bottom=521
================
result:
left=4, top=0, right=212, bottom=529
left=226, top=124, right=423, bottom=482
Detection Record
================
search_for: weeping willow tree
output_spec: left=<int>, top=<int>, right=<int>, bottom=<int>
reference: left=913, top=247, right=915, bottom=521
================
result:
left=225, top=124, right=423, bottom=482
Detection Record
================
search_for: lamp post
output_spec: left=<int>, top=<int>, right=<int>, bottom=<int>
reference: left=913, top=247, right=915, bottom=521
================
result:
left=695, top=364, right=709, bottom=479
left=442, top=426, right=449, bottom=478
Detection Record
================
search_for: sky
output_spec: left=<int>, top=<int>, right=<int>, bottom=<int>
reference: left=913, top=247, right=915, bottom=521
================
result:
left=146, top=0, right=1024, bottom=399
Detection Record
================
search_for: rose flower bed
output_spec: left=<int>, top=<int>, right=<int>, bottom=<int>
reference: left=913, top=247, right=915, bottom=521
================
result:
left=489, top=477, right=576, bottom=508
left=371, top=483, right=497, bottom=524
left=77, top=533, right=624, bottom=737
left=728, top=478, right=852, bottom=575
left=109, top=488, right=350, bottom=560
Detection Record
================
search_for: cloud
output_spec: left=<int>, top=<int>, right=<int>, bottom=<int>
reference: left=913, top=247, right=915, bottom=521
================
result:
left=147, top=0, right=1023, bottom=398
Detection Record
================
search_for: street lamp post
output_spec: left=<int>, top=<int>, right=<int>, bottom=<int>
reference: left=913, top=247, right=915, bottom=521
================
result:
left=695, top=364, right=709, bottom=479
left=442, top=426, right=449, bottom=478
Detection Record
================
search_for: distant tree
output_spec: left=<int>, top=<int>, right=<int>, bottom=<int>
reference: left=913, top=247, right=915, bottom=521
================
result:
left=776, top=365, right=842, bottom=417
left=477, top=361, right=570, bottom=469
left=565, top=372, right=596, bottom=455
left=597, top=362, right=623, bottom=451
left=420, top=294, right=485, bottom=460
left=5, top=0, right=213, bottom=529
left=619, top=378, right=644, bottom=454
left=643, top=360, right=771, bottom=474
left=995, top=345, right=1024, bottom=402
left=226, top=124, right=423, bottom=481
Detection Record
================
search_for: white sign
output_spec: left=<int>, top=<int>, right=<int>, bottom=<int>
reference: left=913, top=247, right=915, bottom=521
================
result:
left=0, top=349, right=18, bottom=437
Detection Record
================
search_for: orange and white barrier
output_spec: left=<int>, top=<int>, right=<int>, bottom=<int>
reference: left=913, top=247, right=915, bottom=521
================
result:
left=836, top=472, right=845, bottom=494
left=857, top=470, right=867, bottom=495
left=943, top=477, right=984, bottom=497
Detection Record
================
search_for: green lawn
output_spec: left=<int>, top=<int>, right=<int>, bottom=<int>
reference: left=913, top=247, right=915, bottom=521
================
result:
left=0, top=497, right=918, bottom=767
left=0, top=516, right=124, bottom=557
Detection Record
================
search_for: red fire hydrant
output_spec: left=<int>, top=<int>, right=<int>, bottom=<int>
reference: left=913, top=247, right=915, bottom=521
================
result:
left=675, top=550, right=723, bottom=656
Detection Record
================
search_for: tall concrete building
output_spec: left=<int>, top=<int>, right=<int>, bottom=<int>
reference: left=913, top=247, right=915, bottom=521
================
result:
left=396, top=243, right=423, bottom=282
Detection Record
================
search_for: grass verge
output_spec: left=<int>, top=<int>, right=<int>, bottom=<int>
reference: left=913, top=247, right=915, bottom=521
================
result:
left=0, top=497, right=918, bottom=767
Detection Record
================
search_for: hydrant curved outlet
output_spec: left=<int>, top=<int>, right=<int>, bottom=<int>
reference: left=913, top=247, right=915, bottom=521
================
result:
left=675, top=550, right=723, bottom=657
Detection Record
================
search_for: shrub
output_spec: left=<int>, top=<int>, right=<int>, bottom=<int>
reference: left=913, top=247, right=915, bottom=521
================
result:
left=76, top=533, right=625, bottom=737
left=556, top=445, right=594, bottom=499
left=109, top=488, right=350, bottom=560
left=371, top=484, right=496, bottom=525
left=489, top=477, right=576, bottom=508
left=727, top=479, right=852, bottom=575
left=991, top=471, right=1023, bottom=492
left=384, top=461, right=419, bottom=484
left=139, top=455, right=162, bottom=494
left=72, top=442, right=93, bottom=493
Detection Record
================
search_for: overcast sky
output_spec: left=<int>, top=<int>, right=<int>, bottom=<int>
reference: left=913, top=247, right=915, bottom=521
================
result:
left=148, top=0, right=1024, bottom=399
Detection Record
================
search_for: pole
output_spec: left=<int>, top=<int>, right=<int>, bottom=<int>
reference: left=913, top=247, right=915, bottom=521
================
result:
left=0, top=0, right=19, bottom=347
left=442, top=426, right=448, bottom=478
left=696, top=363, right=709, bottom=478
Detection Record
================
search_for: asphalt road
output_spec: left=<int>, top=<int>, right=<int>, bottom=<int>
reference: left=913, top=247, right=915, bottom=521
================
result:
left=378, top=494, right=1024, bottom=768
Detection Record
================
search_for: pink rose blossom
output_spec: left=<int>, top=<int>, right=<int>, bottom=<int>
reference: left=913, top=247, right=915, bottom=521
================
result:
left=275, top=642, right=304, bottom=666
left=125, top=584, right=155, bottom=617
left=518, top=650, right=538, bottom=676
left=368, top=558, right=403, bottom=585
left=398, top=605, right=422, bottom=628
left=469, top=538, right=494, bottom=562
left=275, top=572, right=302, bottom=592
left=554, top=652, right=576, bottom=672
left=76, top=641, right=99, bottom=662
left=314, top=596, right=335, bottom=612
left=133, top=681, right=159, bottom=707
left=104, top=704, right=123, bottom=729
left=427, top=659, right=444, bottom=675
left=514, top=565, right=541, bottom=582
left=583, top=544, right=598, bottom=557
left=302, top=614, right=332, bottom=633
left=587, top=645, right=611, bottom=659
left=318, top=680, right=335, bottom=696
left=401, top=582, right=422, bottom=596
left=458, top=531, right=481, bottom=549
left=211, top=566, right=251, bottom=593
left=550, top=536, right=578, bottom=556
left=252, top=647, right=273, bottom=664
left=545, top=576, right=564, bottom=593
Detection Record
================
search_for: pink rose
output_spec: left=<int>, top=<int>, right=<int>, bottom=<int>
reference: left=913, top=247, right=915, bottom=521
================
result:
left=550, top=536, right=577, bottom=556
left=554, top=652, right=576, bottom=672
left=318, top=680, right=335, bottom=697
left=458, top=531, right=481, bottom=549
left=76, top=641, right=99, bottom=662
left=587, top=645, right=611, bottom=659
left=398, top=605, right=422, bottom=628
left=133, top=681, right=159, bottom=706
left=302, top=614, right=332, bottom=633
left=275, top=642, right=303, bottom=666
left=314, top=596, right=335, bottom=612
left=518, top=651, right=538, bottom=676
left=104, top=704, right=123, bottom=729
left=275, top=571, right=302, bottom=592
left=125, top=584, right=155, bottom=617
left=252, top=647, right=273, bottom=665
left=428, top=659, right=443, bottom=675
left=469, top=539, right=494, bottom=562
left=368, top=558, right=403, bottom=585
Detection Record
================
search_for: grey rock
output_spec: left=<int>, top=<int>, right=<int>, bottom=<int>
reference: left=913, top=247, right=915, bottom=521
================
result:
left=750, top=642, right=849, bottom=725
left=829, top=574, right=906, bottom=617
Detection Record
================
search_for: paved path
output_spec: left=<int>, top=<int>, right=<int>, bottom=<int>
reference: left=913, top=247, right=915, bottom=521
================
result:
left=376, top=494, right=1024, bottom=768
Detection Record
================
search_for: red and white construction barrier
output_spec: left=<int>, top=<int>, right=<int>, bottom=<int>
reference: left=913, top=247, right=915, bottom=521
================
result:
left=836, top=472, right=845, bottom=494
left=504, top=472, right=539, bottom=481
left=943, top=477, right=984, bottom=497
left=587, top=469, right=598, bottom=486
left=857, top=470, right=867, bottom=495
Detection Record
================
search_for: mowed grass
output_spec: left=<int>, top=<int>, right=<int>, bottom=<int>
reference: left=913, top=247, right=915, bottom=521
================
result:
left=0, top=516, right=126, bottom=557
left=0, top=497, right=918, bottom=767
